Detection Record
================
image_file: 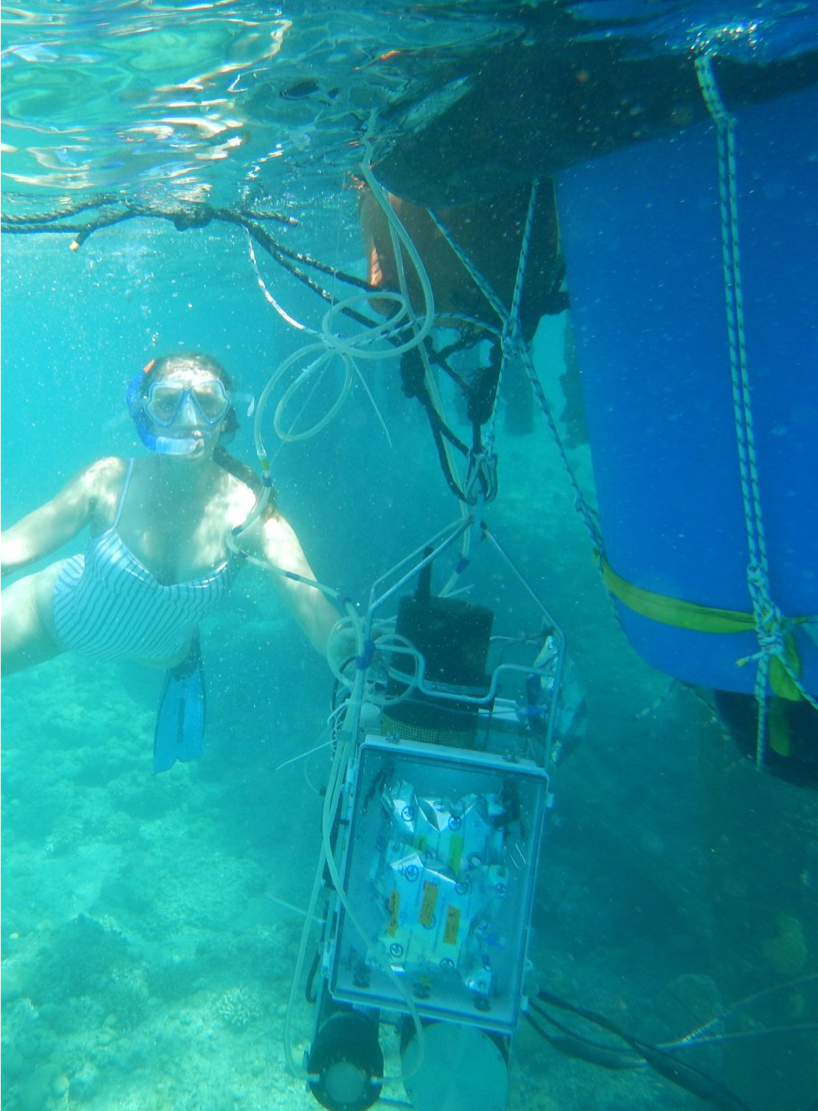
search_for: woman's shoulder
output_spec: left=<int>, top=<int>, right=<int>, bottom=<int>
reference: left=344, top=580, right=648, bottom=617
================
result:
left=71, top=457, right=130, bottom=528
left=63, top=455, right=127, bottom=496
left=214, top=466, right=259, bottom=528
left=80, top=456, right=129, bottom=495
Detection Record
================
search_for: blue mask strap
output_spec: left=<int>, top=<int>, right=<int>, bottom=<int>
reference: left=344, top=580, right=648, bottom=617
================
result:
left=126, top=372, right=198, bottom=456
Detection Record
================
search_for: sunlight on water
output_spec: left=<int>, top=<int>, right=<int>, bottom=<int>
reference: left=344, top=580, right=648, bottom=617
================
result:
left=0, top=0, right=516, bottom=201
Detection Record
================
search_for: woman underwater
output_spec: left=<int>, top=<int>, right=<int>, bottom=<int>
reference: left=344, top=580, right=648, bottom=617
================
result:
left=1, top=352, right=342, bottom=772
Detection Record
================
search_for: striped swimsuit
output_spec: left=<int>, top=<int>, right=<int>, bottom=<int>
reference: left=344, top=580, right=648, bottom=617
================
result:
left=51, top=460, right=234, bottom=662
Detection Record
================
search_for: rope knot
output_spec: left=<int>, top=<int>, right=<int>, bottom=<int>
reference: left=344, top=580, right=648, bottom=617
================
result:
left=500, top=330, right=520, bottom=361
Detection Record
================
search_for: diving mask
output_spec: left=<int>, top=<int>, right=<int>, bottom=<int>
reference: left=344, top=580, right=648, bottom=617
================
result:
left=144, top=379, right=231, bottom=428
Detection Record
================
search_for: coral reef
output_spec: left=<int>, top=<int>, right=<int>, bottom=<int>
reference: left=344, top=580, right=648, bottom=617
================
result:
left=215, top=987, right=264, bottom=1031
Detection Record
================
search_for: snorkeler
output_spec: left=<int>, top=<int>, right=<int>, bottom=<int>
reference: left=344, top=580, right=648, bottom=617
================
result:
left=0, top=352, right=342, bottom=772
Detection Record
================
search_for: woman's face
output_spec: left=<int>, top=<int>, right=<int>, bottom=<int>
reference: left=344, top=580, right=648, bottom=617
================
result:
left=146, top=365, right=231, bottom=458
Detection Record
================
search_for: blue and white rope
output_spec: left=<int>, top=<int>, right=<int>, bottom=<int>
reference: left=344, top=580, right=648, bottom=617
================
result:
left=696, top=52, right=817, bottom=763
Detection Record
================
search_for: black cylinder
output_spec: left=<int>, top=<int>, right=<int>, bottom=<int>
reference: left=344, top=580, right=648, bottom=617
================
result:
left=385, top=593, right=494, bottom=744
left=308, top=1010, right=383, bottom=1111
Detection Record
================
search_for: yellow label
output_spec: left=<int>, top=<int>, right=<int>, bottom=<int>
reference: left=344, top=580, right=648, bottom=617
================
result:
left=444, top=906, right=460, bottom=945
left=448, top=834, right=463, bottom=875
left=386, top=890, right=400, bottom=936
left=418, top=882, right=438, bottom=928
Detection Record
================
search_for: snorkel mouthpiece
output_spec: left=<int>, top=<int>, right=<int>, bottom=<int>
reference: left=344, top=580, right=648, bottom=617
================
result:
left=126, top=366, right=198, bottom=456
left=151, top=433, right=200, bottom=456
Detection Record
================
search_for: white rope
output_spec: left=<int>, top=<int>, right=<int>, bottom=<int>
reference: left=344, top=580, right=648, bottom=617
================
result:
left=695, top=52, right=818, bottom=764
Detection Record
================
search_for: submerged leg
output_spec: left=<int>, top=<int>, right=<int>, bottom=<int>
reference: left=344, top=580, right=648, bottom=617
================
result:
left=1, top=566, right=67, bottom=676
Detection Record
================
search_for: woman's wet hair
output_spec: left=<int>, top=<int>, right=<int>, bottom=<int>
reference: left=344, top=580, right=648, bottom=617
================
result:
left=143, top=352, right=276, bottom=515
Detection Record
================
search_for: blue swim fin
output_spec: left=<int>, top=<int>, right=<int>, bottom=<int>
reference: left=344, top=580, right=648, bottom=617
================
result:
left=153, top=638, right=206, bottom=774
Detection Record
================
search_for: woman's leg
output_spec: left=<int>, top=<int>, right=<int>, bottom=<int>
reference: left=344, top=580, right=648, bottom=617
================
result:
left=1, top=565, right=67, bottom=675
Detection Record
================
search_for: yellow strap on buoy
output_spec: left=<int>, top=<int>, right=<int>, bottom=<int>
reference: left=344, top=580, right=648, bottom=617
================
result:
left=599, top=556, right=807, bottom=701
left=765, top=635, right=803, bottom=703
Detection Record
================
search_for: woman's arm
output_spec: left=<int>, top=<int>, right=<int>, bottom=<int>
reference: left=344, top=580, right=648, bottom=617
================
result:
left=255, top=512, right=342, bottom=656
left=1, top=457, right=121, bottom=578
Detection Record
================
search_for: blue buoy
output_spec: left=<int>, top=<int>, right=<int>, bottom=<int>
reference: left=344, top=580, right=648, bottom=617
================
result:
left=556, top=84, right=818, bottom=697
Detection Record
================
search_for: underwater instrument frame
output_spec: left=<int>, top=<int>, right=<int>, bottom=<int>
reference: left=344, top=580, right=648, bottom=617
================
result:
left=278, top=514, right=815, bottom=1111
left=290, top=513, right=564, bottom=1111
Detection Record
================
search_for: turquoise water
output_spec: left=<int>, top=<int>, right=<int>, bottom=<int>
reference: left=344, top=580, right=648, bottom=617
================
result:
left=3, top=3, right=818, bottom=1110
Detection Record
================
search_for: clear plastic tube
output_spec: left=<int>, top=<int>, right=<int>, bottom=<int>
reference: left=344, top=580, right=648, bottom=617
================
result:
left=273, top=348, right=354, bottom=443
left=327, top=628, right=423, bottom=707
left=321, top=290, right=412, bottom=352
left=245, top=146, right=437, bottom=468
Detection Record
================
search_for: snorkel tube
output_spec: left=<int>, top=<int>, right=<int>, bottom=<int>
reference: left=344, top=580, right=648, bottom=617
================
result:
left=126, top=361, right=198, bottom=456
